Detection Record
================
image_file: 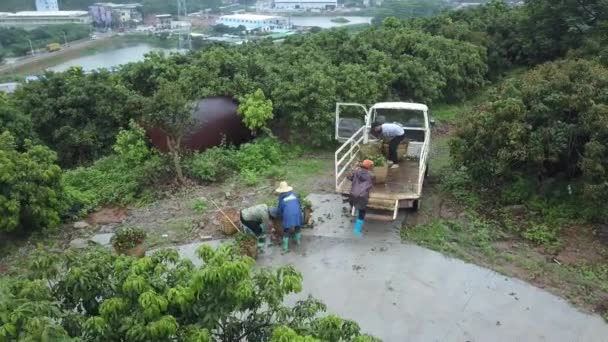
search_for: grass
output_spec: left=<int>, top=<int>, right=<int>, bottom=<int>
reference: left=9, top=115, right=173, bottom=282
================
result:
left=402, top=215, right=608, bottom=317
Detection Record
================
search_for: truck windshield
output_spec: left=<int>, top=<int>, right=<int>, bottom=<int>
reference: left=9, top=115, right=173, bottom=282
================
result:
left=375, top=108, right=425, bottom=128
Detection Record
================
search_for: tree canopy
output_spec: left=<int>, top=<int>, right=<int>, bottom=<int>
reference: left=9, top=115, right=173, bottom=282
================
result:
left=0, top=132, right=64, bottom=233
left=451, top=59, right=608, bottom=220
left=0, top=245, right=378, bottom=341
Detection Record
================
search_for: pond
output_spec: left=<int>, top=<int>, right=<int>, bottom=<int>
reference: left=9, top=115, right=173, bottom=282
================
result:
left=50, top=44, right=180, bottom=72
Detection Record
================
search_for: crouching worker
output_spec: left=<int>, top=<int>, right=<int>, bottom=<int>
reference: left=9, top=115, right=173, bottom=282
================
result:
left=272, top=181, right=303, bottom=251
left=347, top=159, right=374, bottom=237
left=240, top=204, right=273, bottom=252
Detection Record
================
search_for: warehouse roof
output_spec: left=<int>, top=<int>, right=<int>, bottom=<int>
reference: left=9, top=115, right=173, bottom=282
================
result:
left=8, top=11, right=89, bottom=17
left=220, top=13, right=282, bottom=21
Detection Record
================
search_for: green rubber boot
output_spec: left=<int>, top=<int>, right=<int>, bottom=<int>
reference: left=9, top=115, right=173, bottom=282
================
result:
left=282, top=236, right=289, bottom=251
left=294, top=232, right=302, bottom=246
left=257, top=235, right=266, bottom=252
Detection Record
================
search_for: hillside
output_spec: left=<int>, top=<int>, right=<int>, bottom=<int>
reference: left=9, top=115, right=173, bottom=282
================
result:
left=0, top=0, right=607, bottom=340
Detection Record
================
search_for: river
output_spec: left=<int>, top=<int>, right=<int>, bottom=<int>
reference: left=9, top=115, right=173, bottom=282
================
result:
left=44, top=16, right=371, bottom=72
left=50, top=44, right=179, bottom=72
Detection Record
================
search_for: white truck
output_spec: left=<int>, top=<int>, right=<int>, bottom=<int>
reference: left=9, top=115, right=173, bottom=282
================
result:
left=334, top=102, right=432, bottom=221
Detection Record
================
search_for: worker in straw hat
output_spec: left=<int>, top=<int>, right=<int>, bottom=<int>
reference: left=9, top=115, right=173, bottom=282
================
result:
left=271, top=181, right=303, bottom=251
left=347, top=159, right=374, bottom=236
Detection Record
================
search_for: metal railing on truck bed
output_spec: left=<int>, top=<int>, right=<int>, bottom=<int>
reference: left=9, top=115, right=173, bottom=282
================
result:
left=335, top=125, right=366, bottom=192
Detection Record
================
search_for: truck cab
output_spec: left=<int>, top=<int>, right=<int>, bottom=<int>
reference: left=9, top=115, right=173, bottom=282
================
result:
left=334, top=102, right=432, bottom=220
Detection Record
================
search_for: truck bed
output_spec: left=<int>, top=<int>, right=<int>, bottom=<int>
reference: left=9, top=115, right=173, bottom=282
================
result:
left=338, top=159, right=420, bottom=200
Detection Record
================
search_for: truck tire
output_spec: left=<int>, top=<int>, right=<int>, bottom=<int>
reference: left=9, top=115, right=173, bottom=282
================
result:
left=425, top=165, right=429, bottom=178
left=412, top=200, right=419, bottom=211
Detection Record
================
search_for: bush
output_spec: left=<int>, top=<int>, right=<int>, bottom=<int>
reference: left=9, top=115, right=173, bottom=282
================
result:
left=185, top=146, right=236, bottom=182
left=521, top=224, right=560, bottom=247
left=111, top=226, right=147, bottom=251
left=0, top=246, right=376, bottom=341
left=234, top=137, right=282, bottom=173
left=185, top=137, right=284, bottom=184
left=63, top=122, right=167, bottom=214
left=0, top=132, right=65, bottom=232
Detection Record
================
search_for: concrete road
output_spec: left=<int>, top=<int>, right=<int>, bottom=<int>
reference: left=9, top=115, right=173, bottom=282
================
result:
left=173, top=194, right=608, bottom=342
left=0, top=33, right=114, bottom=74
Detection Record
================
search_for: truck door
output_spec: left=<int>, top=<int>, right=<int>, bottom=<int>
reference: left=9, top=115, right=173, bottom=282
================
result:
left=335, top=103, right=369, bottom=142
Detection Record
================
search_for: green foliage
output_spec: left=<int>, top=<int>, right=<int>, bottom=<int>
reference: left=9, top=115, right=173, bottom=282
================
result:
left=234, top=137, right=282, bottom=174
left=0, top=132, right=65, bottom=233
left=13, top=69, right=140, bottom=167
left=372, top=0, right=448, bottom=24
left=62, top=122, right=166, bottom=214
left=363, top=153, right=386, bottom=167
left=401, top=217, right=496, bottom=259
left=144, top=80, right=195, bottom=184
left=185, top=146, right=236, bottom=182
left=191, top=198, right=207, bottom=214
left=521, top=224, right=560, bottom=247
left=185, top=138, right=283, bottom=184
left=111, top=226, right=147, bottom=251
left=0, top=246, right=375, bottom=341
left=238, top=89, right=274, bottom=133
left=451, top=59, right=608, bottom=221
left=0, top=93, right=34, bottom=147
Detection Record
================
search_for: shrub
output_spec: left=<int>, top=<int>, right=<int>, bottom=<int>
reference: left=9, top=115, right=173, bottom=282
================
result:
left=234, top=137, right=282, bottom=174
left=521, top=224, right=560, bottom=247
left=185, top=146, right=236, bottom=182
left=0, top=132, right=65, bottom=232
left=62, top=122, right=167, bottom=214
left=0, top=246, right=376, bottom=341
left=111, top=226, right=147, bottom=251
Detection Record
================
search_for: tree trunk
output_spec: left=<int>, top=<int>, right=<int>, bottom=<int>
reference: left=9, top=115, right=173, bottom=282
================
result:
left=167, top=135, right=185, bottom=185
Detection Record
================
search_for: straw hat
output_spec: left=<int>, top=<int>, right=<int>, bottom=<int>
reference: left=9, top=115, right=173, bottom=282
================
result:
left=275, top=181, right=293, bottom=193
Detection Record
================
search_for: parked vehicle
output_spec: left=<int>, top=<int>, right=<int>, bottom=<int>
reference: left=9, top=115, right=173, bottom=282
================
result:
left=334, top=102, right=432, bottom=220
left=46, top=43, right=61, bottom=52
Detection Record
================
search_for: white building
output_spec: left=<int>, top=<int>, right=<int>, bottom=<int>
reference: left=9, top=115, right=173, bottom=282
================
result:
left=0, top=11, right=92, bottom=28
left=36, top=0, right=59, bottom=12
left=273, top=0, right=337, bottom=10
left=0, top=82, right=19, bottom=94
left=217, top=13, right=287, bottom=31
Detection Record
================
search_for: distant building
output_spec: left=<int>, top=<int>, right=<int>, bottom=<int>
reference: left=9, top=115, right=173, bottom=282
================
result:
left=89, top=3, right=142, bottom=27
left=217, top=13, right=287, bottom=31
left=187, top=12, right=217, bottom=28
left=273, top=0, right=337, bottom=11
left=36, top=0, right=59, bottom=12
left=155, top=14, right=172, bottom=29
left=0, top=11, right=91, bottom=28
left=0, top=82, right=19, bottom=94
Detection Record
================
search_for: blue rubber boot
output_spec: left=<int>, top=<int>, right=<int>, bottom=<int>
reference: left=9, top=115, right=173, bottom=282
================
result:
left=353, top=219, right=364, bottom=237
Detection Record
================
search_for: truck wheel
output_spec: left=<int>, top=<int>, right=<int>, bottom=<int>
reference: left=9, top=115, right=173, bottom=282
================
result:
left=412, top=200, right=419, bottom=211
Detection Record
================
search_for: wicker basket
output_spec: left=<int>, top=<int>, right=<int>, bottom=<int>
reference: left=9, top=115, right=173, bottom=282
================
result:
left=219, top=208, right=240, bottom=236
left=303, top=207, right=313, bottom=225
left=372, top=165, right=389, bottom=184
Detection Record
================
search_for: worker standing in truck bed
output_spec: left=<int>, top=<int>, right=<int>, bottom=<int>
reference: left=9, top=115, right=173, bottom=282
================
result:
left=371, top=121, right=405, bottom=169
